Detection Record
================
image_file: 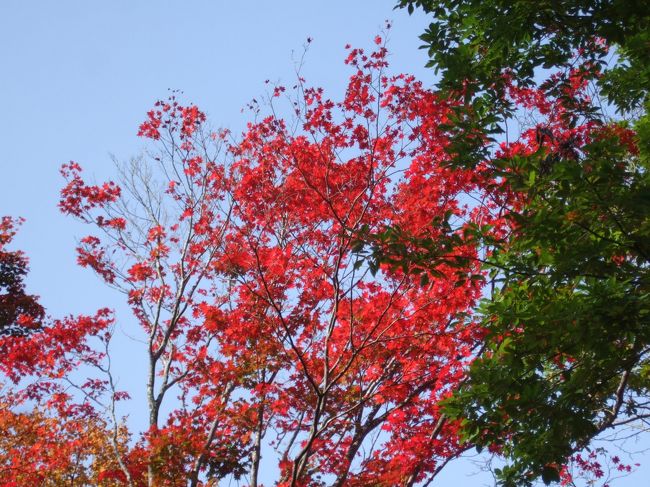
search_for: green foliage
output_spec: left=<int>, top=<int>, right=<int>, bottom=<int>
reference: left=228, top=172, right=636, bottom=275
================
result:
left=449, top=129, right=650, bottom=484
left=390, top=0, right=650, bottom=484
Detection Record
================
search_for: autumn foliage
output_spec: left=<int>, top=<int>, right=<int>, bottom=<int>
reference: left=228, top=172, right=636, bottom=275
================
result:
left=0, top=40, right=501, bottom=486
left=0, top=35, right=634, bottom=486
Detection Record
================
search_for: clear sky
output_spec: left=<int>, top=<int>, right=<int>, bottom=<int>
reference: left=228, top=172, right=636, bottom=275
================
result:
left=0, top=2, right=646, bottom=485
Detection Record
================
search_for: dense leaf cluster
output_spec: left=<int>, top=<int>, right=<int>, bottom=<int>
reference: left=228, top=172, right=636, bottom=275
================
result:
left=0, top=217, right=44, bottom=337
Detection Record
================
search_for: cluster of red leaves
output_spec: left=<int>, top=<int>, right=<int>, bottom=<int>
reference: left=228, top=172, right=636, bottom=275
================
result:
left=59, top=162, right=121, bottom=218
left=136, top=94, right=206, bottom=141
left=559, top=448, right=639, bottom=487
left=0, top=309, right=111, bottom=387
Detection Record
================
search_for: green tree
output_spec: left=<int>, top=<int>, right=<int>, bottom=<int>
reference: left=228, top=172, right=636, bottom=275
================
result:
left=381, top=1, right=650, bottom=484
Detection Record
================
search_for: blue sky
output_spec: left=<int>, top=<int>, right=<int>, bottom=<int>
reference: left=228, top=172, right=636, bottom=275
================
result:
left=0, top=2, right=647, bottom=485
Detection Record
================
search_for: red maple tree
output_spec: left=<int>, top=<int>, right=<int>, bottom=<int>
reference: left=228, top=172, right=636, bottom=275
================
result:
left=2, top=40, right=510, bottom=486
